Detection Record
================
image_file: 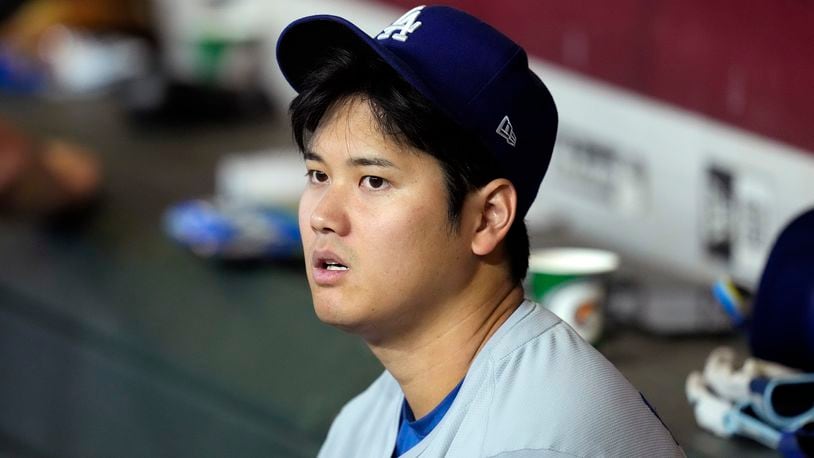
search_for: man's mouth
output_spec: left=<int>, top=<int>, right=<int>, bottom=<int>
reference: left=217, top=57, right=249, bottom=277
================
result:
left=312, top=250, right=350, bottom=286
left=323, top=260, right=349, bottom=271
left=313, top=249, right=350, bottom=272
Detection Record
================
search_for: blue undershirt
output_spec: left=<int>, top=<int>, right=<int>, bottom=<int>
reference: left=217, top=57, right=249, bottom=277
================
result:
left=393, top=380, right=464, bottom=457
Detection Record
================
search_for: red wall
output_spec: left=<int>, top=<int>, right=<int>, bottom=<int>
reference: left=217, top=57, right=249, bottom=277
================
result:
left=382, top=0, right=814, bottom=155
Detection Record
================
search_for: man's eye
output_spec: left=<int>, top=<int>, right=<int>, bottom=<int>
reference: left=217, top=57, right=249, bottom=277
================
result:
left=361, top=176, right=389, bottom=190
left=307, top=170, right=329, bottom=183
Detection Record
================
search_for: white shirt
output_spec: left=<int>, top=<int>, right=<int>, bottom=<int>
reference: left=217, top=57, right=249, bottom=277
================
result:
left=319, top=300, right=685, bottom=457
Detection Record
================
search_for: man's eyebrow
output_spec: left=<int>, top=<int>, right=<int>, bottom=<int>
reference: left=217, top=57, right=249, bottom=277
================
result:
left=349, top=157, right=397, bottom=168
left=303, top=150, right=323, bottom=162
left=303, top=150, right=398, bottom=169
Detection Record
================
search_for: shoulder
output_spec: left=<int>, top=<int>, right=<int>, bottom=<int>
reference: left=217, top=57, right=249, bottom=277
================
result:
left=318, top=371, right=401, bottom=458
left=479, top=302, right=683, bottom=457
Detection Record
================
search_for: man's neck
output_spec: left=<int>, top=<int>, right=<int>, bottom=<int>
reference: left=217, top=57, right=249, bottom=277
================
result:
left=367, top=281, right=525, bottom=419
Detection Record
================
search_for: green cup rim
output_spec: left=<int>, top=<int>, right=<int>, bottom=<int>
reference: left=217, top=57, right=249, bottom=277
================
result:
left=529, top=247, right=619, bottom=276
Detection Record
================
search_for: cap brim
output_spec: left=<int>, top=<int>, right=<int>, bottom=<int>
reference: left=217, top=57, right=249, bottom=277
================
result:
left=276, top=15, right=434, bottom=100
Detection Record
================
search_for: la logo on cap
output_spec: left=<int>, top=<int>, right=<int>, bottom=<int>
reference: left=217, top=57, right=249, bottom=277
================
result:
left=377, top=5, right=425, bottom=42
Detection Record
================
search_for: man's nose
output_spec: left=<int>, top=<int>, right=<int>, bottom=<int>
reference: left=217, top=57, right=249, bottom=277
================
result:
left=309, top=184, right=350, bottom=236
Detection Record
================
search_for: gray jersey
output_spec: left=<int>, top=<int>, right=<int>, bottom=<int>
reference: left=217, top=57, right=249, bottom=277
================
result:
left=319, top=300, right=685, bottom=457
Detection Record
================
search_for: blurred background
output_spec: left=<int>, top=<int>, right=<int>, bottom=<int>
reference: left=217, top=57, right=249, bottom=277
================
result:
left=0, top=0, right=812, bottom=457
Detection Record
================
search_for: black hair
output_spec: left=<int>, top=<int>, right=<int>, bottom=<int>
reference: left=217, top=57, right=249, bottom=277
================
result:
left=289, top=45, right=530, bottom=282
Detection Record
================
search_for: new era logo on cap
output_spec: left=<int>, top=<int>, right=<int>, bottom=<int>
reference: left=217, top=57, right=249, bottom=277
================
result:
left=376, top=5, right=425, bottom=42
left=497, top=116, right=517, bottom=147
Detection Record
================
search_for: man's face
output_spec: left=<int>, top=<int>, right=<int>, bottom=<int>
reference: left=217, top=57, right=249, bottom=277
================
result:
left=299, top=97, right=477, bottom=342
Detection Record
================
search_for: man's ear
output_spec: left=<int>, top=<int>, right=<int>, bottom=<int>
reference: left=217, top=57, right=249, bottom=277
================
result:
left=470, top=179, right=517, bottom=256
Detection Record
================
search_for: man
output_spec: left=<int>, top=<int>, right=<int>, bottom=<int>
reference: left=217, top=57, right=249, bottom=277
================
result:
left=276, top=5, right=684, bottom=457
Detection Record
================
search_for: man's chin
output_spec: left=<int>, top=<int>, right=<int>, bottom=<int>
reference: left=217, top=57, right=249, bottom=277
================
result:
left=313, top=301, right=383, bottom=338
left=313, top=300, right=356, bottom=330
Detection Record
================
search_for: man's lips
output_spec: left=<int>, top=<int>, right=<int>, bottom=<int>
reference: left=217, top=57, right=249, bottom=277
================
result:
left=311, top=248, right=349, bottom=269
left=311, top=249, right=350, bottom=286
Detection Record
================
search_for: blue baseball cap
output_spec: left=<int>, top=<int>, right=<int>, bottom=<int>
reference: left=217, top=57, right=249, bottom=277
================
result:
left=276, top=5, right=558, bottom=217
left=750, top=207, right=814, bottom=371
